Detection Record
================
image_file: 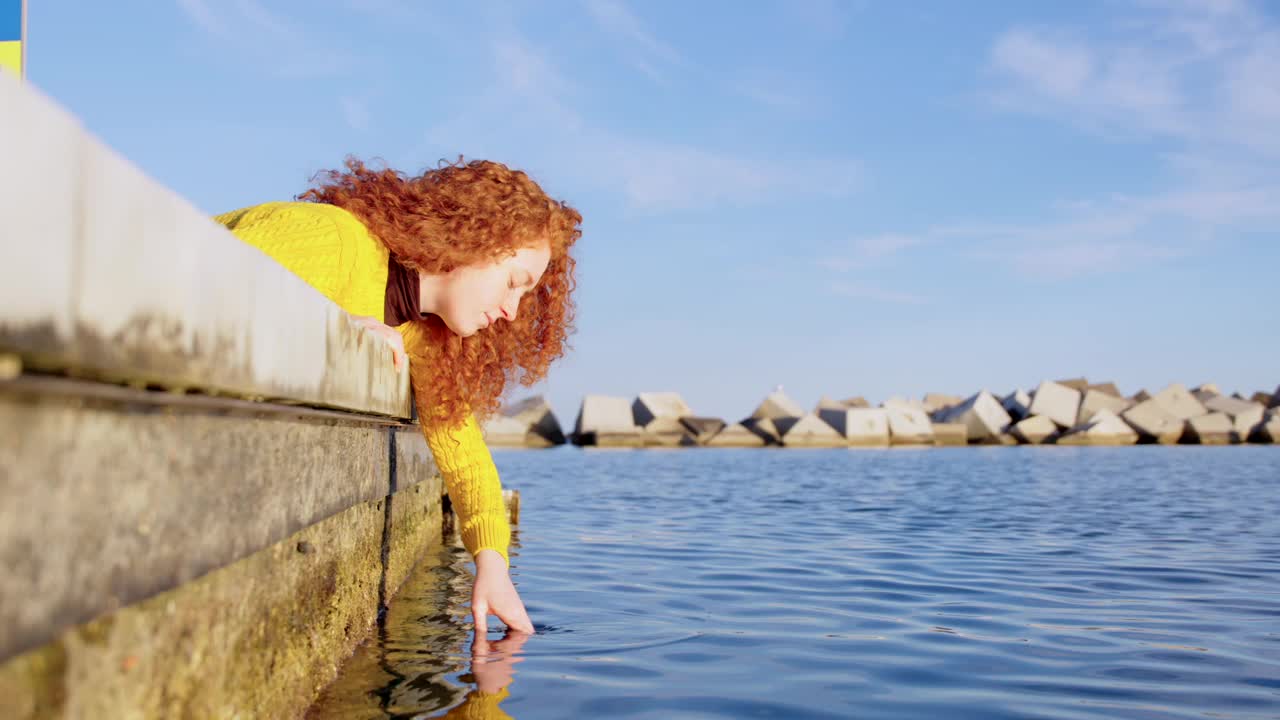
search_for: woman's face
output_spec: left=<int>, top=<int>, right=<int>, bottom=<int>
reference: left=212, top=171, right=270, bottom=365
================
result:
left=432, top=244, right=552, bottom=337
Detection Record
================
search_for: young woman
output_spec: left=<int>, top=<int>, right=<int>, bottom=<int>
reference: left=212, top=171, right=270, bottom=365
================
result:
left=217, top=158, right=582, bottom=637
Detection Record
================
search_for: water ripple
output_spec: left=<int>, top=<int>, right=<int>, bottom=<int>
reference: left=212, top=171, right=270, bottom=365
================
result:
left=310, top=446, right=1280, bottom=719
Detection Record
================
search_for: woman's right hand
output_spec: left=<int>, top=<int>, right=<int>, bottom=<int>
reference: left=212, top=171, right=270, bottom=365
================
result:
left=350, top=315, right=407, bottom=370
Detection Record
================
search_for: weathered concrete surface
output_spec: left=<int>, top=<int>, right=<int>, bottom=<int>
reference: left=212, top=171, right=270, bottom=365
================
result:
left=705, top=422, right=766, bottom=447
left=922, top=393, right=962, bottom=416
left=480, top=415, right=535, bottom=447
left=1122, top=400, right=1184, bottom=444
left=641, top=417, right=696, bottom=447
left=814, top=396, right=846, bottom=412
left=1251, top=413, right=1280, bottom=443
left=680, top=417, right=726, bottom=444
left=572, top=395, right=642, bottom=447
left=933, top=391, right=1011, bottom=443
left=1250, top=391, right=1272, bottom=407
left=1269, top=386, right=1280, bottom=410
left=1131, top=389, right=1152, bottom=403
left=1151, top=383, right=1207, bottom=421
left=0, top=73, right=411, bottom=419
left=841, top=396, right=870, bottom=408
left=819, top=407, right=890, bottom=446
left=742, top=417, right=782, bottom=445
left=1184, top=412, right=1233, bottom=445
left=0, top=376, right=416, bottom=662
left=1010, top=415, right=1058, bottom=445
left=774, top=413, right=846, bottom=447
left=0, top=482, right=443, bottom=720
left=632, top=392, right=693, bottom=427
left=1077, top=389, right=1130, bottom=426
left=1001, top=389, right=1032, bottom=422
left=931, top=422, right=967, bottom=447
left=883, top=401, right=935, bottom=445
left=1088, top=382, right=1123, bottom=398
left=1203, top=396, right=1265, bottom=442
left=1058, top=409, right=1138, bottom=446
left=1056, top=378, right=1089, bottom=392
left=749, top=390, right=805, bottom=420
left=1029, top=381, right=1081, bottom=429
left=500, top=395, right=567, bottom=446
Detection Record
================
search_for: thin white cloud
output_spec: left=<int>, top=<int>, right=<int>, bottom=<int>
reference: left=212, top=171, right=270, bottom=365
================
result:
left=422, top=30, right=861, bottom=214
left=176, top=0, right=224, bottom=36
left=581, top=0, right=684, bottom=81
left=175, top=0, right=360, bottom=78
left=914, top=0, right=1280, bottom=279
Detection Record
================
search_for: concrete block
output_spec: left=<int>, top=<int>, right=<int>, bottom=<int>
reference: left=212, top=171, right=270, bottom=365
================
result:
left=742, top=417, right=782, bottom=445
left=883, top=401, right=935, bottom=445
left=931, top=422, right=967, bottom=446
left=1269, top=386, right=1280, bottom=410
left=0, top=377, right=413, bottom=662
left=922, top=393, right=962, bottom=415
left=705, top=422, right=767, bottom=447
left=1249, top=391, right=1272, bottom=407
left=1058, top=409, right=1139, bottom=446
left=1010, top=415, right=1058, bottom=444
left=0, top=74, right=80, bottom=355
left=1087, top=382, right=1123, bottom=398
left=774, top=413, right=846, bottom=447
left=572, top=395, right=641, bottom=446
left=818, top=407, right=889, bottom=446
left=1122, top=400, right=1184, bottom=444
left=641, top=417, right=696, bottom=447
left=1131, top=389, right=1151, bottom=403
left=501, top=395, right=567, bottom=446
left=1077, top=389, right=1131, bottom=426
left=1029, top=381, right=1081, bottom=429
left=0, top=74, right=411, bottom=418
left=1193, top=382, right=1221, bottom=396
left=1250, top=413, right=1280, bottom=443
left=749, top=390, right=804, bottom=420
left=933, top=390, right=1012, bottom=442
left=679, top=417, right=726, bottom=445
left=1151, top=383, right=1207, bottom=421
left=480, top=416, right=534, bottom=447
left=632, top=392, right=693, bottom=427
left=841, top=396, right=870, bottom=408
left=1001, top=389, right=1032, bottom=422
left=814, top=396, right=846, bottom=412
left=1056, top=377, right=1089, bottom=391
left=1203, top=396, right=1266, bottom=442
left=1184, top=412, right=1233, bottom=445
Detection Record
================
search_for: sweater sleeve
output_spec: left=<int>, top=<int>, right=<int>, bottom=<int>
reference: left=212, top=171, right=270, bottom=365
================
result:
left=419, top=405, right=513, bottom=567
left=397, top=322, right=513, bottom=566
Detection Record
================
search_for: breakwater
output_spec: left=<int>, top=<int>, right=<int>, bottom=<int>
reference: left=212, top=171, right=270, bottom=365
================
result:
left=485, top=381, right=1279, bottom=448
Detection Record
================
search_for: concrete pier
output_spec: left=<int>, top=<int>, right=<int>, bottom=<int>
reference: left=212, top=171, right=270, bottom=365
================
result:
left=0, top=72, right=488, bottom=719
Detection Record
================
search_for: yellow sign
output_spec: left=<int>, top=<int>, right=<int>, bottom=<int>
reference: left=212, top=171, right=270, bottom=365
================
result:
left=1, top=0, right=23, bottom=78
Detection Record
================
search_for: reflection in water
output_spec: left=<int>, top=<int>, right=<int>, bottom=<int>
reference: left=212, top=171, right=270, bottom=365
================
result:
left=310, top=447, right=1280, bottom=719
left=307, top=537, right=527, bottom=720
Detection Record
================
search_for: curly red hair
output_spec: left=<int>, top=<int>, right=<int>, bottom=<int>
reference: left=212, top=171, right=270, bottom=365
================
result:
left=300, top=157, right=581, bottom=428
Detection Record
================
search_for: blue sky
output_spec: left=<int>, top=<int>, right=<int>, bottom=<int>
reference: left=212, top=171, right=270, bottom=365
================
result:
left=26, top=1, right=1280, bottom=421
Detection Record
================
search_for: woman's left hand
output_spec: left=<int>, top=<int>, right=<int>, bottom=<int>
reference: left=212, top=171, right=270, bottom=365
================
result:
left=472, top=549, right=534, bottom=634
left=349, top=314, right=407, bottom=370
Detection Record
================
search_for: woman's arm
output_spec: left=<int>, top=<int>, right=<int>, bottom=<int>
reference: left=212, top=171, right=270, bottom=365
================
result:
left=416, top=397, right=533, bottom=635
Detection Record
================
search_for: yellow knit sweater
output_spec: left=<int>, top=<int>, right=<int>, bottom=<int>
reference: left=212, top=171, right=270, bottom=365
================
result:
left=215, top=201, right=511, bottom=565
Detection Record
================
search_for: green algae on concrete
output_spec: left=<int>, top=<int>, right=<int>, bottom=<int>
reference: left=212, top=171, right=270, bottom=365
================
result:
left=0, top=478, right=444, bottom=720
